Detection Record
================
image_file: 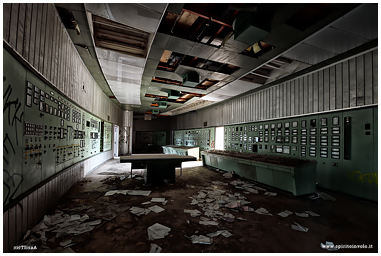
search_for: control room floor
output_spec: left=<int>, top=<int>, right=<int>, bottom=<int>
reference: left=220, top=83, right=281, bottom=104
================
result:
left=43, top=158, right=377, bottom=253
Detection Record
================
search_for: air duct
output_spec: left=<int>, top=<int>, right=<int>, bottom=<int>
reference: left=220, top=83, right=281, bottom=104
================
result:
left=233, top=12, right=271, bottom=45
left=182, top=71, right=200, bottom=87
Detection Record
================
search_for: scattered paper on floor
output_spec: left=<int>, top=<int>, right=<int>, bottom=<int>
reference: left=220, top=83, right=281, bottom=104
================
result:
left=223, top=171, right=234, bottom=178
left=127, top=190, right=151, bottom=196
left=305, top=211, right=320, bottom=217
left=264, top=192, right=277, bottom=197
left=147, top=223, right=171, bottom=240
left=295, top=212, right=309, bottom=217
left=184, top=209, right=201, bottom=217
left=199, top=220, right=219, bottom=226
left=255, top=207, right=272, bottom=216
left=206, top=230, right=233, bottom=238
left=130, top=206, right=151, bottom=216
left=148, top=205, right=165, bottom=213
left=151, top=198, right=166, bottom=203
left=149, top=243, right=162, bottom=253
left=278, top=210, right=293, bottom=218
left=291, top=222, right=309, bottom=232
left=188, top=235, right=213, bottom=244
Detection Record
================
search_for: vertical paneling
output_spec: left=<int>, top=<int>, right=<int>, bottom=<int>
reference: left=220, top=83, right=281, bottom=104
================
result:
left=16, top=202, right=23, bottom=243
left=28, top=3, right=37, bottom=65
left=290, top=80, right=295, bottom=116
left=273, top=86, right=277, bottom=118
left=364, top=51, right=373, bottom=105
left=294, top=79, right=299, bottom=115
left=276, top=85, right=280, bottom=118
left=300, top=78, right=304, bottom=114
left=172, top=50, right=376, bottom=132
left=287, top=81, right=291, bottom=116
left=3, top=3, right=11, bottom=41
left=356, top=55, right=365, bottom=106
left=323, top=68, right=330, bottom=111
left=43, top=4, right=53, bottom=79
left=38, top=186, right=45, bottom=219
left=9, top=3, right=19, bottom=48
left=373, top=49, right=378, bottom=104
left=21, top=198, right=28, bottom=237
left=50, top=9, right=57, bottom=83
left=33, top=3, right=42, bottom=68
left=268, top=88, right=271, bottom=119
left=4, top=211, right=9, bottom=253
left=308, top=74, right=313, bottom=113
left=38, top=3, right=47, bottom=73
left=22, top=3, right=32, bottom=61
left=54, top=22, right=61, bottom=87
left=260, top=90, right=264, bottom=120
left=263, top=89, right=270, bottom=119
left=318, top=70, right=324, bottom=111
left=60, top=27, right=66, bottom=92
left=342, top=60, right=350, bottom=108
left=335, top=63, right=343, bottom=109
left=32, top=190, right=38, bottom=227
left=298, top=78, right=303, bottom=114
left=27, top=192, right=33, bottom=229
left=303, top=76, right=308, bottom=114
left=252, top=94, right=255, bottom=121
left=329, top=66, right=336, bottom=110
left=282, top=82, right=286, bottom=117
left=349, top=58, right=357, bottom=107
left=313, top=73, right=319, bottom=112
left=16, top=3, right=26, bottom=54
left=8, top=207, right=16, bottom=251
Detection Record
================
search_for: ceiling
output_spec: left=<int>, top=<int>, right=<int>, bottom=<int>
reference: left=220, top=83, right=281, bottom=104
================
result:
left=54, top=3, right=377, bottom=118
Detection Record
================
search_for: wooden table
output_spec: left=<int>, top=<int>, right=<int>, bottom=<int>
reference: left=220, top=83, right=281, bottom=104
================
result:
left=120, top=154, right=197, bottom=184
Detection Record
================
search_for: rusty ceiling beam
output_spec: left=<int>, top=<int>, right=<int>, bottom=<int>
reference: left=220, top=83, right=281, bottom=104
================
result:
left=182, top=9, right=233, bottom=28
left=206, top=25, right=226, bottom=45
left=188, top=56, right=198, bottom=66
left=171, top=10, right=184, bottom=33
left=190, top=19, right=206, bottom=39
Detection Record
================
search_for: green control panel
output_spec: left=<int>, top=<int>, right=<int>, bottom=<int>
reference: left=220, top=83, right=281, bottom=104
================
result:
left=223, top=107, right=377, bottom=201
left=174, top=127, right=215, bottom=153
left=3, top=48, right=112, bottom=207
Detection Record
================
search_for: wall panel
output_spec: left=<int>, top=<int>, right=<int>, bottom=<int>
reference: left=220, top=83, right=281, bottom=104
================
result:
left=356, top=55, right=365, bottom=106
left=9, top=3, right=19, bottom=48
left=22, top=3, right=32, bottom=61
left=373, top=49, right=378, bottom=104
left=3, top=3, right=11, bottom=42
left=173, top=49, right=377, bottom=130
left=349, top=58, right=357, bottom=107
left=329, top=66, right=336, bottom=110
left=16, top=3, right=26, bottom=54
left=335, top=63, right=343, bottom=109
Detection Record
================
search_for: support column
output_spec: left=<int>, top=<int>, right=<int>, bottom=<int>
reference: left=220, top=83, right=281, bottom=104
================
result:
left=119, top=110, right=133, bottom=155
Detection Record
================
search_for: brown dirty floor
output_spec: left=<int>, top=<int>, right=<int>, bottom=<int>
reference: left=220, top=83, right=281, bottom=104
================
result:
left=45, top=158, right=377, bottom=253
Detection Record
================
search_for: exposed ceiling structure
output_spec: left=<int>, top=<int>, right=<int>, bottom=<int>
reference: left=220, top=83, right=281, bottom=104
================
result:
left=54, top=3, right=377, bottom=117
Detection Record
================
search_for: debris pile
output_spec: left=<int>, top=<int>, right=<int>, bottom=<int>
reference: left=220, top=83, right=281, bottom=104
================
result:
left=104, top=190, right=151, bottom=196
left=17, top=211, right=102, bottom=253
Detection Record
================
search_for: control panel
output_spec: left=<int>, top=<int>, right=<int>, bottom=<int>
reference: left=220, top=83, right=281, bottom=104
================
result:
left=174, top=127, right=215, bottom=151
left=3, top=49, right=113, bottom=206
left=222, top=106, right=377, bottom=201
left=223, top=114, right=344, bottom=160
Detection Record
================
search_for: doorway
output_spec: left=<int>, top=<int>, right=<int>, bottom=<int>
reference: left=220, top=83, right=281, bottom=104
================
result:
left=215, top=126, right=224, bottom=150
left=113, top=125, right=119, bottom=158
